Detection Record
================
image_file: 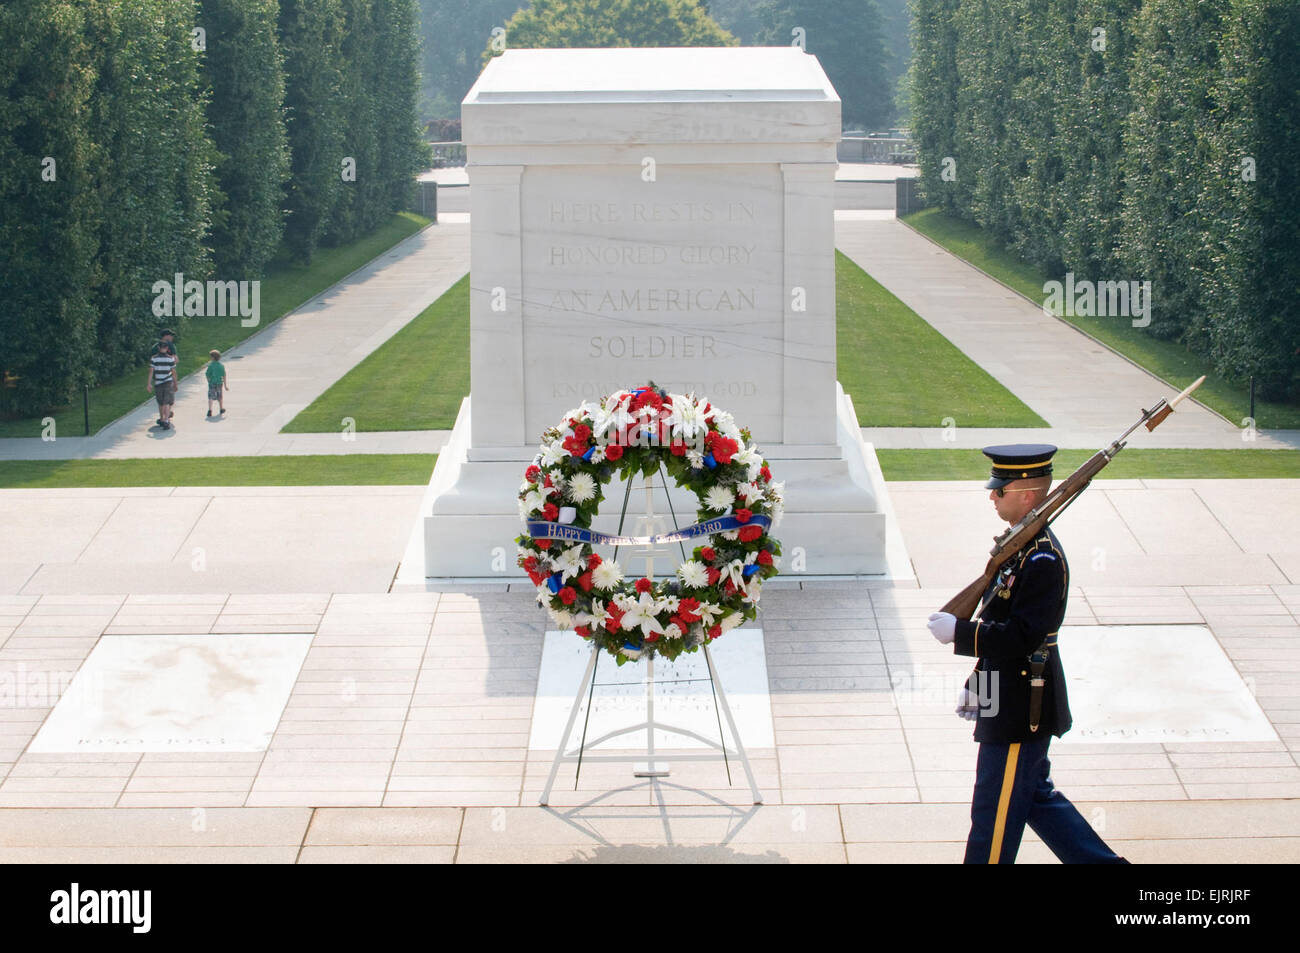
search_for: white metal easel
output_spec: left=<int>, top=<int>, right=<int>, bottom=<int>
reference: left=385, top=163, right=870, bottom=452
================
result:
left=538, top=468, right=763, bottom=806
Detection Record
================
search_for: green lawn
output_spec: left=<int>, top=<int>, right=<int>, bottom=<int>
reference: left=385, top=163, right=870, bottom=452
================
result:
left=835, top=250, right=1046, bottom=427
left=902, top=207, right=1300, bottom=430
left=283, top=274, right=470, bottom=432
left=0, top=454, right=437, bottom=488
left=0, top=212, right=432, bottom=440
left=284, top=257, right=1044, bottom=433
left=877, top=448, right=1300, bottom=481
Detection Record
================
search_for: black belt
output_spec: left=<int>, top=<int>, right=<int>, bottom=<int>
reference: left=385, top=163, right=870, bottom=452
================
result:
left=1027, top=633, right=1057, bottom=733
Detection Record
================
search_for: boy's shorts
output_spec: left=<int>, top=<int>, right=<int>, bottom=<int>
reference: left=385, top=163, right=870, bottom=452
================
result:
left=154, top=382, right=174, bottom=407
left=208, top=385, right=222, bottom=401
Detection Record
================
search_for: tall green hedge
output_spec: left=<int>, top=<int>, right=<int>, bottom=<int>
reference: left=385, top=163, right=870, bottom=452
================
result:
left=911, top=0, right=1300, bottom=400
left=0, top=0, right=100, bottom=413
left=0, top=0, right=430, bottom=416
left=199, top=0, right=291, bottom=278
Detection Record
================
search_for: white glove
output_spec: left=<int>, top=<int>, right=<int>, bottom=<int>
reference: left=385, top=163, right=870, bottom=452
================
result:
left=956, top=687, right=980, bottom=721
left=927, top=611, right=956, bottom=644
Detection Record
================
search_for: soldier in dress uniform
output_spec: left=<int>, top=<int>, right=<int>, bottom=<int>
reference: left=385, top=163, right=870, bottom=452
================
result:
left=927, top=444, right=1128, bottom=864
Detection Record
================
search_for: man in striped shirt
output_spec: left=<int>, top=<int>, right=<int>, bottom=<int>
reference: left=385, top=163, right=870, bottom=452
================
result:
left=147, top=340, right=178, bottom=430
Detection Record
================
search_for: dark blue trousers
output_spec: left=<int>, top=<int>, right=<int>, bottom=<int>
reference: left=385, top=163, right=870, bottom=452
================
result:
left=964, top=736, right=1128, bottom=864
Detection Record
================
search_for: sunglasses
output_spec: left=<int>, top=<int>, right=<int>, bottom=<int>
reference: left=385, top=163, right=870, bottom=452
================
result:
left=993, top=487, right=1006, bottom=497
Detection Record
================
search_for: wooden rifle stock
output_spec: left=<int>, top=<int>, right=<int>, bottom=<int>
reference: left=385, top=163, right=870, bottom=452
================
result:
left=942, top=377, right=1205, bottom=621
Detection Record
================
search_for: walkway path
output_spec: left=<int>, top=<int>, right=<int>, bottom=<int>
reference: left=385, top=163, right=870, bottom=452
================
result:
left=836, top=218, right=1297, bottom=450
left=0, top=223, right=468, bottom=462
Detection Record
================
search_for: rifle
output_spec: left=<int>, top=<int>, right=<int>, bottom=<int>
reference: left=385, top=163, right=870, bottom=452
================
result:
left=942, top=376, right=1206, bottom=620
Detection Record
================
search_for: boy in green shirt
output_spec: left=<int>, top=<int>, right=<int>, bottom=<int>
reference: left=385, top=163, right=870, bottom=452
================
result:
left=205, top=349, right=229, bottom=417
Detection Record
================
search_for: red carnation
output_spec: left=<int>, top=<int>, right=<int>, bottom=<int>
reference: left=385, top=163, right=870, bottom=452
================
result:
left=526, top=568, right=546, bottom=586
left=708, top=625, right=722, bottom=640
left=758, top=550, right=773, bottom=566
left=558, top=586, right=577, bottom=605
left=645, top=631, right=660, bottom=643
left=635, top=577, right=652, bottom=594
left=605, top=605, right=624, bottom=633
left=575, top=625, right=591, bottom=638
left=677, top=597, right=702, bottom=622
left=760, top=465, right=771, bottom=482
left=670, top=441, right=687, bottom=456
left=604, top=444, right=624, bottom=461
left=577, top=571, right=594, bottom=592
left=734, top=508, right=752, bottom=524
left=738, top=525, right=763, bottom=542
left=706, top=567, right=721, bottom=586
left=587, top=553, right=602, bottom=569
left=542, top=502, right=559, bottom=521
left=573, top=423, right=592, bottom=442
left=724, top=578, right=736, bottom=594
left=525, top=465, right=541, bottom=482
left=523, top=555, right=538, bottom=573
left=700, top=546, right=716, bottom=562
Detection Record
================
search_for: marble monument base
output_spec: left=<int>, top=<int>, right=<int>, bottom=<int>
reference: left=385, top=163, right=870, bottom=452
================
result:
left=407, top=384, right=902, bottom=580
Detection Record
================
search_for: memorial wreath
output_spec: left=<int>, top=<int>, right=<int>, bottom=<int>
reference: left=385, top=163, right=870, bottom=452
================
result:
left=517, top=384, right=784, bottom=664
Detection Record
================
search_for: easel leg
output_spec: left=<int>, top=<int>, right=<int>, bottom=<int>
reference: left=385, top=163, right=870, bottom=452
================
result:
left=704, top=643, right=763, bottom=804
left=539, top=644, right=598, bottom=806
left=635, top=652, right=669, bottom=777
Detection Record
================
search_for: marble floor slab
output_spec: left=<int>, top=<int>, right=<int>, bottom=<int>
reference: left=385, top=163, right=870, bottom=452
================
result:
left=29, top=633, right=312, bottom=753
left=529, top=629, right=774, bottom=753
left=1057, top=625, right=1277, bottom=745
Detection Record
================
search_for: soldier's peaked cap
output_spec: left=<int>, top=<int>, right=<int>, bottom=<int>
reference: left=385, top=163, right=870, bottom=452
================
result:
left=981, top=443, right=1057, bottom=489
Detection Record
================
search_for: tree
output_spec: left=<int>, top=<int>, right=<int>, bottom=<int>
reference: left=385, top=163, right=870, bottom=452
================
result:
left=417, top=0, right=525, bottom=119
left=0, top=0, right=99, bottom=415
left=198, top=0, right=290, bottom=278
left=86, top=0, right=219, bottom=380
left=909, top=0, right=960, bottom=209
left=1199, top=0, right=1300, bottom=399
left=1120, top=0, right=1229, bottom=342
left=373, top=0, right=432, bottom=215
left=492, top=0, right=736, bottom=54
left=756, top=0, right=893, bottom=130
left=278, top=0, right=346, bottom=262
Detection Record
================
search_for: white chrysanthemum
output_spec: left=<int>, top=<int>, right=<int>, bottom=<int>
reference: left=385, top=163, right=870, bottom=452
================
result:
left=566, top=472, right=596, bottom=504
left=704, top=485, right=734, bottom=512
left=590, top=446, right=607, bottom=463
left=719, top=610, right=745, bottom=634
left=720, top=529, right=740, bottom=541
left=686, top=449, right=705, bottom=469
left=677, top=560, right=709, bottom=588
left=550, top=610, right=575, bottom=629
left=592, top=559, right=624, bottom=590
left=662, top=623, right=683, bottom=641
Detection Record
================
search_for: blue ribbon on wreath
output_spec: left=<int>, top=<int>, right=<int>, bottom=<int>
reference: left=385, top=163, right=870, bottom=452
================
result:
left=525, top=513, right=772, bottom=547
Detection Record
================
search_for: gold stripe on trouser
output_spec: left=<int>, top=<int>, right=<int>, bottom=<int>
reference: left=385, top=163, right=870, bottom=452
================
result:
left=988, top=742, right=1022, bottom=863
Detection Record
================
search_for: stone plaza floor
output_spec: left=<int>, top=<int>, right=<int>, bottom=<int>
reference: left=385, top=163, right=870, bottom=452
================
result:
left=1, top=478, right=1297, bottom=862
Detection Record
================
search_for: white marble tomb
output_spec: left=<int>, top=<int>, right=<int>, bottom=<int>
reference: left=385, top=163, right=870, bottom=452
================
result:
left=417, top=48, right=896, bottom=578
